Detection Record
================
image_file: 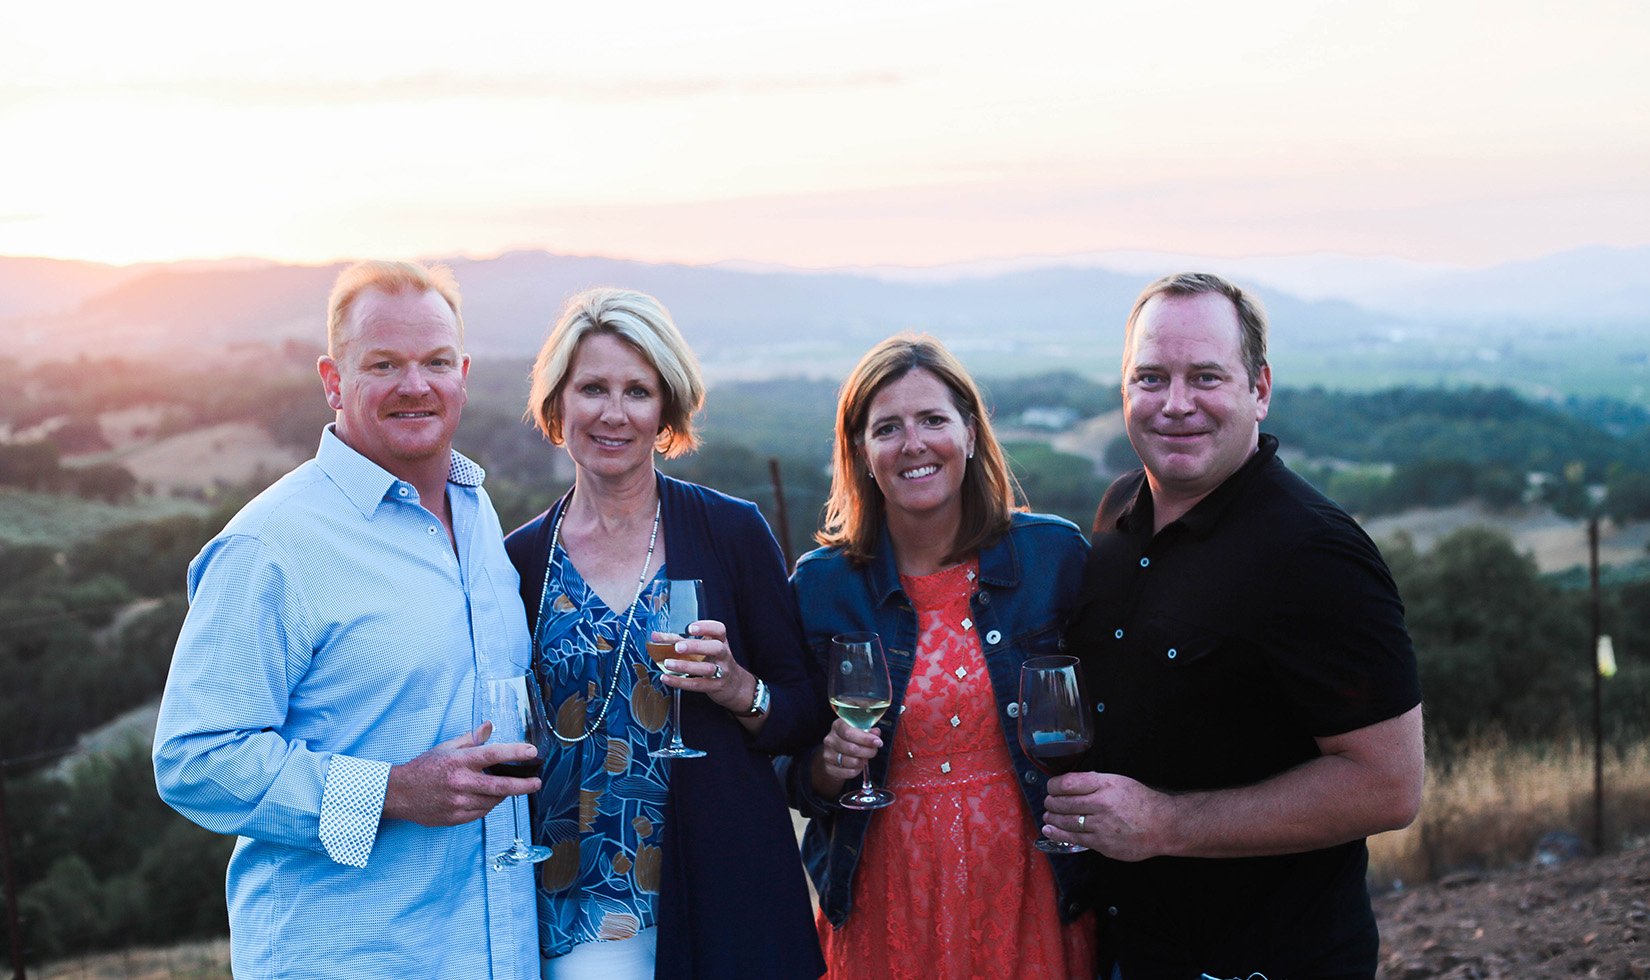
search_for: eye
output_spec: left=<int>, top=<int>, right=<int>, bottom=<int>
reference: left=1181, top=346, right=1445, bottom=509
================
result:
left=1194, top=372, right=1223, bottom=386
left=871, top=422, right=899, bottom=438
left=581, top=383, right=604, bottom=395
left=1134, top=372, right=1163, bottom=387
left=626, top=385, right=653, bottom=399
left=922, top=413, right=949, bottom=427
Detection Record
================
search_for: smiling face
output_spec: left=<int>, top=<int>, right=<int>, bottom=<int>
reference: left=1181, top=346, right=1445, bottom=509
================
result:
left=559, top=331, right=666, bottom=486
left=1123, top=291, right=1271, bottom=516
left=860, top=367, right=976, bottom=528
left=319, top=286, right=469, bottom=482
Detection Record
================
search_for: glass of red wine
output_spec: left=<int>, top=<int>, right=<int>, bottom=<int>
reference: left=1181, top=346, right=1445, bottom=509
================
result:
left=1017, top=654, right=1093, bottom=853
left=474, top=670, right=553, bottom=870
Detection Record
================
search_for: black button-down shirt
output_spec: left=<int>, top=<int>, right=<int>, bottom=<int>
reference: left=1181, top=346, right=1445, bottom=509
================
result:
left=1069, top=434, right=1421, bottom=980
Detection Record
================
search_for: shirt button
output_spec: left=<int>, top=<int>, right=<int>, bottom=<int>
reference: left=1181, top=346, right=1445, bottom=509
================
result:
left=985, top=629, right=1002, bottom=645
left=1006, top=701, right=1021, bottom=718
left=397, top=487, right=410, bottom=497
left=1107, top=906, right=1119, bottom=917
left=1114, top=628, right=1125, bottom=640
left=1023, top=770, right=1038, bottom=784
left=978, top=590, right=992, bottom=606
left=1095, top=702, right=1105, bottom=713
left=426, top=526, right=438, bottom=535
left=1167, top=648, right=1178, bottom=660
left=1139, top=557, right=1150, bottom=568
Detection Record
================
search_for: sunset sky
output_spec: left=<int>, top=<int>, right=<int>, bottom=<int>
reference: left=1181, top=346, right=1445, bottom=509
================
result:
left=2, top=0, right=1646, bottom=270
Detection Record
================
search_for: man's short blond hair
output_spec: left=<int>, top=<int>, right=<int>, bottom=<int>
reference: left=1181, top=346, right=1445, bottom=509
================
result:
left=327, top=261, right=464, bottom=356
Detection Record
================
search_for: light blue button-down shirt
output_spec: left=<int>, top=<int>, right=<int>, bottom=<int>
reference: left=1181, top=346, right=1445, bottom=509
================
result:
left=154, top=427, right=537, bottom=979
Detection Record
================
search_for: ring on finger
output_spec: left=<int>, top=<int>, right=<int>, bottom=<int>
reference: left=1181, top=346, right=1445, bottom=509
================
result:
left=836, top=751, right=844, bottom=767
left=1077, top=814, right=1086, bottom=828
left=713, top=664, right=724, bottom=680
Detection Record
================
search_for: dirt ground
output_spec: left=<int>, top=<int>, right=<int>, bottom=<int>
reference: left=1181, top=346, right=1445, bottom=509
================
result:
left=1376, top=844, right=1650, bottom=979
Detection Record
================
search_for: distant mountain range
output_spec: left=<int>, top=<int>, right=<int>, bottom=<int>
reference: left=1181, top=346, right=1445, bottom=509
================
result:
left=3, top=246, right=1646, bottom=395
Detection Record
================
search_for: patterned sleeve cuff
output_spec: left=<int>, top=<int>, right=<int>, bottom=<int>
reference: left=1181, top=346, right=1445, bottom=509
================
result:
left=318, top=755, right=392, bottom=868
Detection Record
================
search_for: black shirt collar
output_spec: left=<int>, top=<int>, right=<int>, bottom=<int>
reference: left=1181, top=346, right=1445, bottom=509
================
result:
left=1117, top=433, right=1279, bottom=540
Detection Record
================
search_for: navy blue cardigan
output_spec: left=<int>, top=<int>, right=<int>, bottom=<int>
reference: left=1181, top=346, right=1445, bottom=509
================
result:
left=506, top=474, right=827, bottom=980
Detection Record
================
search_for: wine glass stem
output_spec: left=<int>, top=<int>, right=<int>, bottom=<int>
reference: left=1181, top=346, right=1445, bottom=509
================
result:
left=860, top=772, right=875, bottom=795
left=670, top=687, right=687, bottom=750
left=510, top=794, right=525, bottom=851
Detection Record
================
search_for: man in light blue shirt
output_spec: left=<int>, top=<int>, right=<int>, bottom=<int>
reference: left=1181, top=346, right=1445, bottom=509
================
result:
left=154, top=260, right=541, bottom=978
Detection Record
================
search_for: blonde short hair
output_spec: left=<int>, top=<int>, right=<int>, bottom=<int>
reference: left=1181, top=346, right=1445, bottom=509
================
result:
left=327, top=260, right=464, bottom=356
left=526, top=287, right=705, bottom=458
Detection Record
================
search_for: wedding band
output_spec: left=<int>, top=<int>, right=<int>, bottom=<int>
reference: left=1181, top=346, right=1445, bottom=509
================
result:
left=837, top=751, right=844, bottom=767
left=713, top=664, right=724, bottom=680
left=1077, top=814, right=1086, bottom=828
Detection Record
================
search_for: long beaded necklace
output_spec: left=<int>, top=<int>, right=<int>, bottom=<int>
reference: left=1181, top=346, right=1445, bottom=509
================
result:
left=535, top=492, right=662, bottom=744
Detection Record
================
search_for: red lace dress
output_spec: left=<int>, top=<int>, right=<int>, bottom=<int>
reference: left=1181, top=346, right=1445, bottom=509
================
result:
left=817, top=559, right=1097, bottom=980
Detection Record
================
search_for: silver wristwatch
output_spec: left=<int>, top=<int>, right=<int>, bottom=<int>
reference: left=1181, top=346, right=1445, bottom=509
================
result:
left=739, top=677, right=770, bottom=717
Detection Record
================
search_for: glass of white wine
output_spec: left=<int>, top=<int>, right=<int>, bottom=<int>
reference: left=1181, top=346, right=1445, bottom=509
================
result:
left=829, top=631, right=896, bottom=811
left=646, top=578, right=709, bottom=759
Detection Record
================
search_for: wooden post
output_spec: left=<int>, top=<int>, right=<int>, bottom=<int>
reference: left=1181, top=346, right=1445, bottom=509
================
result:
left=1589, top=516, right=1605, bottom=854
left=0, top=756, right=26, bottom=980
left=768, top=458, right=794, bottom=567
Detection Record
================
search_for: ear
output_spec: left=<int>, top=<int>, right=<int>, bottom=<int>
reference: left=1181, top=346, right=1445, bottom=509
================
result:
left=1252, top=363, right=1273, bottom=423
left=317, top=355, right=343, bottom=412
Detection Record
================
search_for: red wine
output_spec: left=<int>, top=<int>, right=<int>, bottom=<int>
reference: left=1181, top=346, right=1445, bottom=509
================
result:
left=485, top=760, right=541, bottom=779
left=1026, top=737, right=1089, bottom=776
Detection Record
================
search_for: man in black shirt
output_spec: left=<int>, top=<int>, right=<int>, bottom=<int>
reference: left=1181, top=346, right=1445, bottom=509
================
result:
left=1044, top=273, right=1423, bottom=979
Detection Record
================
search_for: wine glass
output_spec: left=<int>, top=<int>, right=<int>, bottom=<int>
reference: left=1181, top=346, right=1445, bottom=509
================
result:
left=473, top=670, right=554, bottom=870
left=647, top=578, right=708, bottom=759
left=829, top=631, right=896, bottom=811
left=1017, top=654, right=1093, bottom=853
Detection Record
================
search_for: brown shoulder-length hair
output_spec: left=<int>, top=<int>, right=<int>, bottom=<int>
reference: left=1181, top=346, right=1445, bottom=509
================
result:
left=818, top=333, right=1023, bottom=567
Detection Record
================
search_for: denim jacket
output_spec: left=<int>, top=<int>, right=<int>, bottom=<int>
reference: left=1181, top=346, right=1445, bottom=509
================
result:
left=777, top=511, right=1093, bottom=927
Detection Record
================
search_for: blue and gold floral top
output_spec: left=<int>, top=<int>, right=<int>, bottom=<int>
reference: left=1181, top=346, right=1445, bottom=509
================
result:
left=530, top=549, right=674, bottom=959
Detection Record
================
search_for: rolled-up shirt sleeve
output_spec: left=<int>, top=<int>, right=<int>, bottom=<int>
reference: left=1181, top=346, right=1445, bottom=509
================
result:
left=154, top=533, right=386, bottom=865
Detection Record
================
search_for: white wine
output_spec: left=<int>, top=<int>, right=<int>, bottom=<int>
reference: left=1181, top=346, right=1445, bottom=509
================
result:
left=831, top=695, right=892, bottom=730
left=647, top=636, right=709, bottom=666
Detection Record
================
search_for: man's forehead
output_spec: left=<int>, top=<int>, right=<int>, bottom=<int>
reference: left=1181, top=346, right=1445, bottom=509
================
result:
left=1130, top=294, right=1242, bottom=351
left=341, top=287, right=460, bottom=345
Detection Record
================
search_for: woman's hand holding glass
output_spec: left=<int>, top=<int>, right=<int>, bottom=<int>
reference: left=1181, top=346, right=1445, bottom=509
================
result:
left=815, top=717, right=884, bottom=787
left=655, top=617, right=758, bottom=715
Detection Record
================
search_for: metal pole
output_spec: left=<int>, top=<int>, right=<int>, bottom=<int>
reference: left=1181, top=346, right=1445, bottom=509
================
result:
left=0, top=757, right=27, bottom=980
left=767, top=458, right=794, bottom=567
left=1589, top=515, right=1604, bottom=854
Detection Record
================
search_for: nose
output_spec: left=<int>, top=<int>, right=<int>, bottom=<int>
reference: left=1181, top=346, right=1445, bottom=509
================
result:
left=396, top=363, right=433, bottom=395
left=1162, top=378, right=1195, bottom=417
left=598, top=391, right=625, bottom=423
left=900, top=425, right=926, bottom=455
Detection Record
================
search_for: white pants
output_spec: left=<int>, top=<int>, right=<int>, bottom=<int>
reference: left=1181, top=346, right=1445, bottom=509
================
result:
left=541, top=927, right=657, bottom=980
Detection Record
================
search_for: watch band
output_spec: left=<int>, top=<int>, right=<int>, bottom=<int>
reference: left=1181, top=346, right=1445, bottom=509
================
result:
left=739, top=677, right=770, bottom=717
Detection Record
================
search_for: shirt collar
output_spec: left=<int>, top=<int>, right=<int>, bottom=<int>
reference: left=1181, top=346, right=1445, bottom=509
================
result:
left=314, top=425, right=486, bottom=519
left=1117, top=432, right=1278, bottom=540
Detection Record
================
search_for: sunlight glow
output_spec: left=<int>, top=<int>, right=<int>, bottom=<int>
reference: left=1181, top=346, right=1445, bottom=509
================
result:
left=2, top=0, right=1646, bottom=267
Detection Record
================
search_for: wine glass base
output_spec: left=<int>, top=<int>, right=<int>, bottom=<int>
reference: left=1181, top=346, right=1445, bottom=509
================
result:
left=650, top=746, right=708, bottom=759
left=838, top=789, right=896, bottom=811
left=1034, top=838, right=1088, bottom=854
left=492, top=843, right=553, bottom=871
